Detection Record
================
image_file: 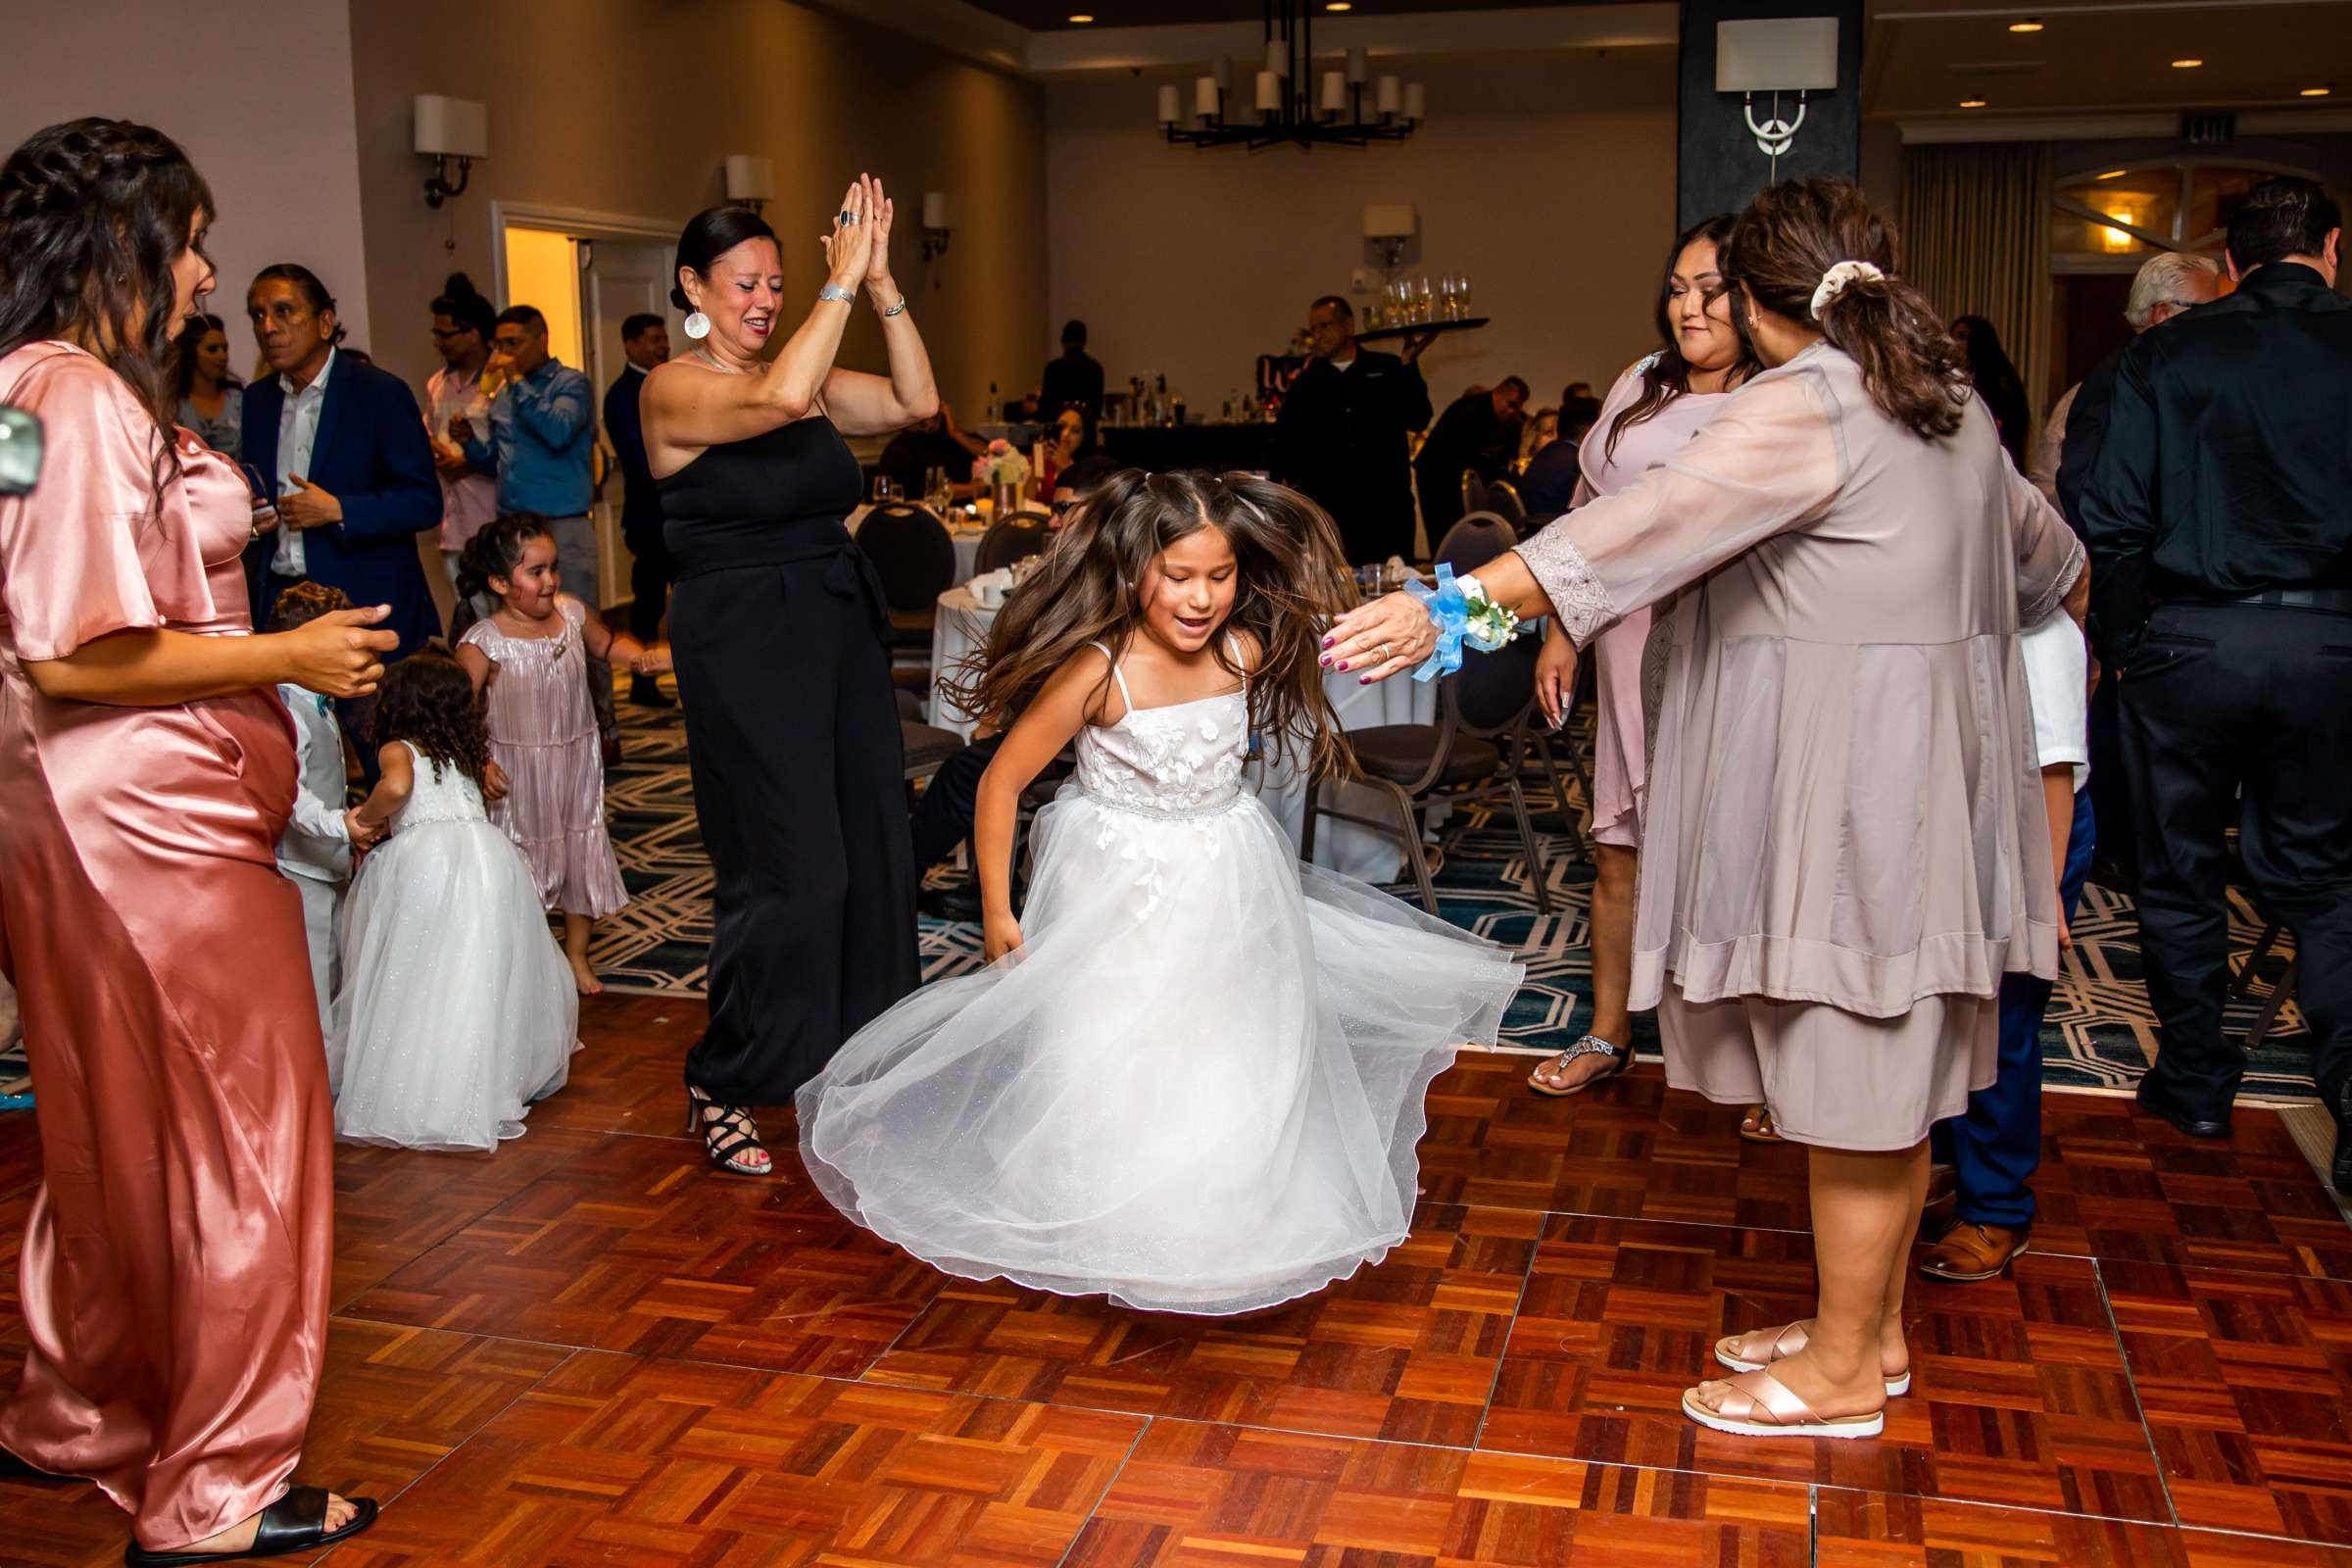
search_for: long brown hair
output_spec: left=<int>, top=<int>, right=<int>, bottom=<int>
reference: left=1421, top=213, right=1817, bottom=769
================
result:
left=373, top=650, right=495, bottom=792
left=0, top=119, right=214, bottom=438
left=1722, top=177, right=1968, bottom=442
left=1605, top=214, right=1762, bottom=463
left=947, top=468, right=1355, bottom=778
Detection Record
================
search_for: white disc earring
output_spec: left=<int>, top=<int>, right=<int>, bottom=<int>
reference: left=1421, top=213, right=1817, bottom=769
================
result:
left=683, top=311, right=710, bottom=340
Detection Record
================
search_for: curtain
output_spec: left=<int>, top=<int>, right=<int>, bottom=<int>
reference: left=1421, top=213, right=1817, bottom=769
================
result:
left=1898, top=141, right=2053, bottom=426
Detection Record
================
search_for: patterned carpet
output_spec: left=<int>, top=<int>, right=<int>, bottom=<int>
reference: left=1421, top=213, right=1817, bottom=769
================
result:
left=589, top=684, right=2317, bottom=1102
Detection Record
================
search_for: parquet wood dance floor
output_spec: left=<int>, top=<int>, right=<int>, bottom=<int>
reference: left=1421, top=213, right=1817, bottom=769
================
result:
left=2, top=994, right=2347, bottom=1565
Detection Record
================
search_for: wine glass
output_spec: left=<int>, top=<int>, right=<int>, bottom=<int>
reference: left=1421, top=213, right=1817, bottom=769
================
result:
left=1456, top=272, right=1474, bottom=317
left=1414, top=275, right=1435, bottom=323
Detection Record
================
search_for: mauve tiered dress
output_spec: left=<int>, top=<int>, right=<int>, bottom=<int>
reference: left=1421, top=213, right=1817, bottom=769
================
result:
left=0, top=342, right=332, bottom=1550
left=1516, top=343, right=2083, bottom=1150
left=1572, top=363, right=1734, bottom=850
left=461, top=595, right=627, bottom=918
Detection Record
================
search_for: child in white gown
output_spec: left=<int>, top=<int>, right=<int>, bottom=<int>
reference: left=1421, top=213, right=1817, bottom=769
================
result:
left=330, top=651, right=579, bottom=1151
left=798, top=471, right=1523, bottom=1314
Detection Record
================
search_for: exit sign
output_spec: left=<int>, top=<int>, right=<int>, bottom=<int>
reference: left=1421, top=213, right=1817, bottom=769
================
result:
left=2181, top=112, right=2236, bottom=145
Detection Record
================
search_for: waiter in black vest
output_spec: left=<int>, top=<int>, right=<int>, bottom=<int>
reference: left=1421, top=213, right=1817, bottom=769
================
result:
left=2079, top=175, right=2352, bottom=1191
left=1274, top=295, right=1431, bottom=564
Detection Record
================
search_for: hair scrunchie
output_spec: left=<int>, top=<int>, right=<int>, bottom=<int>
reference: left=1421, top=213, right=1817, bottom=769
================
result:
left=1811, top=260, right=1886, bottom=317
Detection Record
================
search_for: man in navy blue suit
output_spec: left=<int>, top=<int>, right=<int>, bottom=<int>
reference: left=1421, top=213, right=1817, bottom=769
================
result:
left=241, top=265, right=442, bottom=662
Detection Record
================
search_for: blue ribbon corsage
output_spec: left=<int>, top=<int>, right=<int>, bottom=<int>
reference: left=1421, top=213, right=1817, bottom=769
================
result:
left=1403, top=563, right=1522, bottom=682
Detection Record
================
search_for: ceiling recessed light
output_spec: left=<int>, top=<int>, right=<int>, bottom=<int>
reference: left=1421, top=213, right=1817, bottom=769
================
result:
left=1960, top=97, right=1988, bottom=108
left=2171, top=58, right=2203, bottom=68
left=2008, top=18, right=2044, bottom=30
left=1067, top=12, right=1094, bottom=21
left=2097, top=169, right=2129, bottom=179
left=1326, top=1, right=1353, bottom=10
left=2302, top=85, right=2332, bottom=96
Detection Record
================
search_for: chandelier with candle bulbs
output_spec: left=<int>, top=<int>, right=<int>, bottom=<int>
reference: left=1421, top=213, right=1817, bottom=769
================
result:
left=1154, top=1, right=1424, bottom=150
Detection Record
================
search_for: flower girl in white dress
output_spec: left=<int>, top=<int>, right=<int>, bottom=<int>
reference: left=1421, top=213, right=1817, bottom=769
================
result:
left=798, top=471, right=1523, bottom=1314
left=329, top=651, right=578, bottom=1151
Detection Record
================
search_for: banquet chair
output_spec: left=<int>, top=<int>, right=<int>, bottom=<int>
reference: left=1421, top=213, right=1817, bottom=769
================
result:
left=1459, top=470, right=1489, bottom=518
left=1435, top=512, right=1519, bottom=575
left=901, top=719, right=964, bottom=785
left=1486, top=478, right=1528, bottom=524
left=974, top=515, right=1050, bottom=574
left=1300, top=632, right=1553, bottom=918
left=858, top=503, right=957, bottom=680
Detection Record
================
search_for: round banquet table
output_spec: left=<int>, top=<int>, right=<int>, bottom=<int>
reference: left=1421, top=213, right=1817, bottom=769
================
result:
left=926, top=586, right=1438, bottom=882
left=847, top=503, right=983, bottom=587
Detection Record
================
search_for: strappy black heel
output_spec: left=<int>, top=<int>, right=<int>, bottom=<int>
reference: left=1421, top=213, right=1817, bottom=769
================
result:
left=687, top=1085, right=773, bottom=1175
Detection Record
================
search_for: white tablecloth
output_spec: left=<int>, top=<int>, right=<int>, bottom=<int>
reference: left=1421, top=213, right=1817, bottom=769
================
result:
left=927, top=587, right=1438, bottom=882
left=848, top=505, right=982, bottom=587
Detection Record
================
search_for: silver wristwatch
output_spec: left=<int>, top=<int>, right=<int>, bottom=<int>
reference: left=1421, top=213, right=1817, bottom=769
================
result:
left=818, top=283, right=857, bottom=305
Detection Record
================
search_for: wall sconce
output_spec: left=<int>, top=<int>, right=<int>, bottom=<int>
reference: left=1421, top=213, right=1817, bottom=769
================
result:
left=415, top=95, right=487, bottom=209
left=1363, top=203, right=1416, bottom=270
left=724, top=155, right=774, bottom=215
left=920, top=191, right=951, bottom=263
left=1714, top=18, right=1838, bottom=178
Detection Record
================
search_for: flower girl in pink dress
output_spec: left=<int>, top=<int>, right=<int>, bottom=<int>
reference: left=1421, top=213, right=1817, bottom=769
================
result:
left=455, top=514, right=660, bottom=993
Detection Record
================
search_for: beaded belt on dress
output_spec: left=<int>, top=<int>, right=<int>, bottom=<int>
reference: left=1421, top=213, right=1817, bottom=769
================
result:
left=1079, top=786, right=1247, bottom=820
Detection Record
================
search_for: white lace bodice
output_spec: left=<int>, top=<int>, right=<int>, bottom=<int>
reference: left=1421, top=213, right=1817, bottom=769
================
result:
left=1074, top=644, right=1248, bottom=816
left=393, top=740, right=491, bottom=829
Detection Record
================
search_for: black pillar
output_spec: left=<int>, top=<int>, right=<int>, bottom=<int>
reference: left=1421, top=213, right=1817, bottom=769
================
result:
left=1678, top=0, right=1865, bottom=233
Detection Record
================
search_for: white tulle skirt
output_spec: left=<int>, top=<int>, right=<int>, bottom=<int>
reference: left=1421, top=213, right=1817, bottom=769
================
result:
left=797, top=787, right=1524, bottom=1315
left=327, top=820, right=580, bottom=1152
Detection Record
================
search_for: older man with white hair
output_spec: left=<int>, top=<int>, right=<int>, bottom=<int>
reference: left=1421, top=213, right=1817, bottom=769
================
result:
left=2038, top=250, right=2224, bottom=516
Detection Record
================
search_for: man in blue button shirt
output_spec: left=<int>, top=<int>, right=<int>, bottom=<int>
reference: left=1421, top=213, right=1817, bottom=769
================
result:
left=456, top=304, right=615, bottom=747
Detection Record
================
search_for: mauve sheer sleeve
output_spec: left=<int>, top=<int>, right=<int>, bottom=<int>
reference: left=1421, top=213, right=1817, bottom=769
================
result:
left=2005, top=456, right=2087, bottom=628
left=0, top=354, right=207, bottom=661
left=1509, top=368, right=1843, bottom=648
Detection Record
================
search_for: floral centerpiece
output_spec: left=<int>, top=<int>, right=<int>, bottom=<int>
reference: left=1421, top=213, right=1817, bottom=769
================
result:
left=973, top=439, right=1031, bottom=514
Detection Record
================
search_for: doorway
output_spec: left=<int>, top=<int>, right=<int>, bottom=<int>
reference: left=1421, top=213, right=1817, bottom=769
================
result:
left=492, top=204, right=681, bottom=614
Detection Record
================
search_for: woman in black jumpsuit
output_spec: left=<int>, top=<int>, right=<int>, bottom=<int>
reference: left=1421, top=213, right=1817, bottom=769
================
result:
left=645, top=180, right=936, bottom=1174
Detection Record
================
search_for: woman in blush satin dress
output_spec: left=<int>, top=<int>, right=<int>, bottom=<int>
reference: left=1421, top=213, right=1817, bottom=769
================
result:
left=0, top=120, right=391, bottom=1563
left=1330, top=178, right=2085, bottom=1441
left=1524, top=213, right=1756, bottom=1102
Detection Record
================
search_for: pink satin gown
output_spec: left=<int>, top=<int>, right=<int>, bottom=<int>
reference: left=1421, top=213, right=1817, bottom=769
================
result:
left=0, top=342, right=333, bottom=1551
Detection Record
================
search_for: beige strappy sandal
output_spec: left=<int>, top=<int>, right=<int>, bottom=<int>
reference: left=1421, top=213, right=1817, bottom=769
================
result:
left=1713, top=1320, right=1910, bottom=1396
left=1681, top=1367, right=1885, bottom=1440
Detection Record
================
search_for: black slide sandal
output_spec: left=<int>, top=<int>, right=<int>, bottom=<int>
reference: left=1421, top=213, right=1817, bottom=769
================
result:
left=124, top=1486, right=378, bottom=1566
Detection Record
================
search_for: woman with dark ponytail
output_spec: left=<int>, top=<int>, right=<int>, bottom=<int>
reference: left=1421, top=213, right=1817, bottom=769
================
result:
left=1328, top=176, right=2085, bottom=1441
left=640, top=177, right=940, bottom=1176
left=0, top=118, right=388, bottom=1558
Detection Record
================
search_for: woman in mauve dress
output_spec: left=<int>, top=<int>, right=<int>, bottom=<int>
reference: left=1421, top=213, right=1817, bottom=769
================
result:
left=1524, top=213, right=1757, bottom=1101
left=0, top=119, right=390, bottom=1561
left=1331, top=177, right=2084, bottom=1441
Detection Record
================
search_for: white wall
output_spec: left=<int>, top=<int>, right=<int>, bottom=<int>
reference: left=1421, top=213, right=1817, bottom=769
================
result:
left=2, top=0, right=372, bottom=352
left=1044, top=49, right=1680, bottom=420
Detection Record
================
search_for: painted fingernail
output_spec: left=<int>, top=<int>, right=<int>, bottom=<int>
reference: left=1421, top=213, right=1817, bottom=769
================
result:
left=1322, top=635, right=1335, bottom=648
left=1319, top=656, right=1332, bottom=667
left=1336, top=661, right=1348, bottom=670
left=1359, top=675, right=1372, bottom=684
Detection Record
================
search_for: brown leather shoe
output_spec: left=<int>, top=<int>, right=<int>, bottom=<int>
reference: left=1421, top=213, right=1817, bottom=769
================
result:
left=1919, top=1222, right=2031, bottom=1283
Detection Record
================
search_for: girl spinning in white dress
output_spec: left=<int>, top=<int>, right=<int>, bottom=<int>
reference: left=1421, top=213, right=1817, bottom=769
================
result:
left=797, top=471, right=1523, bottom=1314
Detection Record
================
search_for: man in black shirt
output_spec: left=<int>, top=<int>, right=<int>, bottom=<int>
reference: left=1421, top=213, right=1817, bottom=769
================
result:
left=2079, top=175, right=2352, bottom=1187
left=1039, top=319, right=1104, bottom=422
left=602, top=313, right=670, bottom=707
left=1274, top=295, right=1431, bottom=564
left=1413, top=377, right=1529, bottom=542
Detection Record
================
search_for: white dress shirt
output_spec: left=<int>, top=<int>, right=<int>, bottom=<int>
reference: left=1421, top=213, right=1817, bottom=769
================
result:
left=2018, top=607, right=2090, bottom=791
left=271, top=346, right=337, bottom=576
